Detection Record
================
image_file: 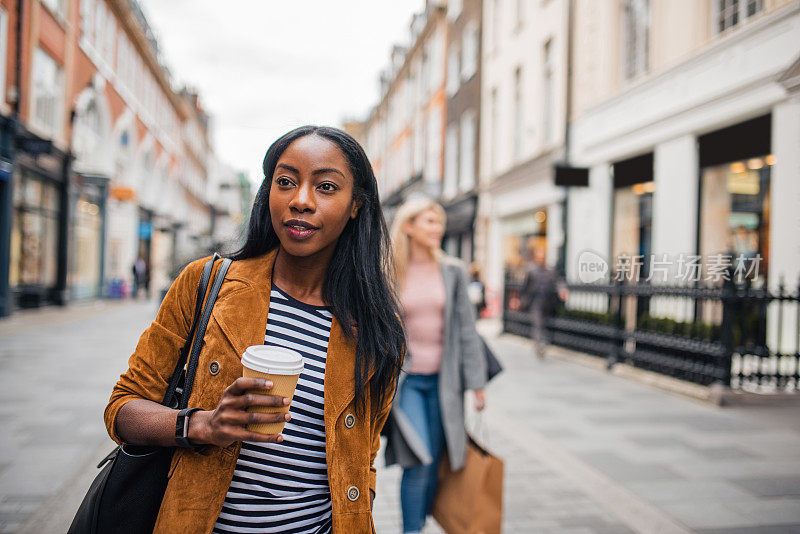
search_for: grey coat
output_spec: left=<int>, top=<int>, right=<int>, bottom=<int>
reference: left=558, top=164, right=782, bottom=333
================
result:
left=384, top=256, right=487, bottom=471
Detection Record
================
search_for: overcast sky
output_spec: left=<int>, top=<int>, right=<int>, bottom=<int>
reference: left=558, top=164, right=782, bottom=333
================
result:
left=138, top=0, right=425, bottom=186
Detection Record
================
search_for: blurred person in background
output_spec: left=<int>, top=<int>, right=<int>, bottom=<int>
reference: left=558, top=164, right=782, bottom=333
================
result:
left=384, top=197, right=487, bottom=534
left=467, top=263, right=487, bottom=318
left=132, top=253, right=149, bottom=299
left=520, top=246, right=568, bottom=359
left=105, top=126, right=405, bottom=533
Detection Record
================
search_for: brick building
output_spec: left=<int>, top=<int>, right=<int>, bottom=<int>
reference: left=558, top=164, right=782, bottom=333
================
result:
left=0, top=0, right=245, bottom=316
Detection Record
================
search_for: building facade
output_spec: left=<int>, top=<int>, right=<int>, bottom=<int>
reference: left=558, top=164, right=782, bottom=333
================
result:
left=478, top=0, right=570, bottom=313
left=565, top=0, right=799, bottom=348
left=361, top=1, right=448, bottom=220
left=442, top=0, right=482, bottom=262
left=0, top=0, right=246, bottom=316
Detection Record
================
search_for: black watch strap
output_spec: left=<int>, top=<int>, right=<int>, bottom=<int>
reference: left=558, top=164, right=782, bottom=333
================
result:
left=175, top=407, right=203, bottom=449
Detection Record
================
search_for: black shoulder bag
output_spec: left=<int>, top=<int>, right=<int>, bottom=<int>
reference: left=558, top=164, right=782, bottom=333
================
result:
left=68, top=254, right=232, bottom=534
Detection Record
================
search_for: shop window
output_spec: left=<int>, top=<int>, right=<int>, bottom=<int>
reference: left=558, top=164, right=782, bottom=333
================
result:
left=503, top=209, right=548, bottom=279
left=68, top=194, right=103, bottom=299
left=612, top=153, right=654, bottom=282
left=10, top=169, right=60, bottom=290
left=699, top=155, right=771, bottom=284
left=612, top=181, right=654, bottom=281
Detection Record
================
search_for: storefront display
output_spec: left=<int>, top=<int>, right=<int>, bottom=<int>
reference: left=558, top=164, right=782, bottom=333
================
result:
left=68, top=174, right=107, bottom=299
left=9, top=169, right=60, bottom=305
left=700, top=155, right=771, bottom=283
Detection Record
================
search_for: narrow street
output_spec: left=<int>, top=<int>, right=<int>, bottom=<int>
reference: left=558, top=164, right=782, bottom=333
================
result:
left=1, top=301, right=798, bottom=533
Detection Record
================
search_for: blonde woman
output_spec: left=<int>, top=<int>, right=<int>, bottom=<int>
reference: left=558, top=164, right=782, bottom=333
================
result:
left=384, top=197, right=487, bottom=534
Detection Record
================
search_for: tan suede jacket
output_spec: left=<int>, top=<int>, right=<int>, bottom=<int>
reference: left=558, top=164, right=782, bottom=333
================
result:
left=104, top=250, right=393, bottom=533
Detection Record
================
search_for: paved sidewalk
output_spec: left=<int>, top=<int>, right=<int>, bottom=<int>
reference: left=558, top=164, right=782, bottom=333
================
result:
left=1, top=303, right=799, bottom=533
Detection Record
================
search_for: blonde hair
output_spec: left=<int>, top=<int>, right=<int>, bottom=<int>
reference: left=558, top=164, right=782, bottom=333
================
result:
left=390, top=197, right=447, bottom=287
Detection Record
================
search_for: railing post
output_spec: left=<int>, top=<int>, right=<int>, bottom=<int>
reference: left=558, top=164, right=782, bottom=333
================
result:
left=607, top=277, right=623, bottom=370
left=719, top=274, right=736, bottom=387
left=502, top=271, right=509, bottom=334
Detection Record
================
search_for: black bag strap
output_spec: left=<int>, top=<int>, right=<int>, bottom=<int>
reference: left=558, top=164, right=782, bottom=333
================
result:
left=162, top=253, right=220, bottom=407
left=179, top=257, right=232, bottom=410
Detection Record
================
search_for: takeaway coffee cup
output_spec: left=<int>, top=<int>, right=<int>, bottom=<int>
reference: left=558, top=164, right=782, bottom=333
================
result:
left=241, top=345, right=304, bottom=434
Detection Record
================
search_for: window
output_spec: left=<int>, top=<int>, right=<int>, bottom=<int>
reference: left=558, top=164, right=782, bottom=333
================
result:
left=425, top=110, right=442, bottom=182
left=31, top=48, right=63, bottom=139
left=81, top=0, right=95, bottom=44
left=492, top=0, right=502, bottom=51
left=717, top=0, right=763, bottom=33
left=42, top=0, right=66, bottom=18
left=459, top=109, right=476, bottom=191
left=449, top=0, right=462, bottom=20
left=543, top=40, right=554, bottom=145
left=444, top=124, right=459, bottom=198
left=623, top=0, right=649, bottom=80
left=700, top=156, right=772, bottom=283
left=10, top=169, right=60, bottom=290
left=513, top=67, right=523, bottom=160
left=490, top=87, right=499, bottom=172
left=461, top=22, right=478, bottom=81
left=515, top=0, right=525, bottom=29
left=447, top=42, right=461, bottom=96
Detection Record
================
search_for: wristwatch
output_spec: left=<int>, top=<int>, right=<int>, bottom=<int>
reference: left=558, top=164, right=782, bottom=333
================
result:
left=175, top=407, right=204, bottom=450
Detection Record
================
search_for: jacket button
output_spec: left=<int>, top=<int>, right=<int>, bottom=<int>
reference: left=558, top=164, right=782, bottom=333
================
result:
left=344, top=413, right=355, bottom=428
left=209, top=361, right=220, bottom=375
left=347, top=486, right=359, bottom=501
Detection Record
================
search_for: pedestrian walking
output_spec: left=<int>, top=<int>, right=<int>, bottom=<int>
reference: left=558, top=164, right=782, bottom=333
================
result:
left=384, top=197, right=487, bottom=534
left=519, top=246, right=568, bottom=359
left=103, top=126, right=405, bottom=533
left=131, top=254, right=149, bottom=298
left=467, top=263, right=487, bottom=318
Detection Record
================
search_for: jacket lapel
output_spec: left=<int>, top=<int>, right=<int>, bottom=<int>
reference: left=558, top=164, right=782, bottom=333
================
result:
left=324, top=318, right=357, bottom=420
left=211, top=250, right=276, bottom=359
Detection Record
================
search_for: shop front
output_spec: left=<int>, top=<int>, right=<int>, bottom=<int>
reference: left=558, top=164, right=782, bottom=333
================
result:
left=68, top=174, right=108, bottom=300
left=501, top=208, right=549, bottom=312
left=9, top=141, right=70, bottom=309
left=611, top=152, right=654, bottom=282
left=698, top=115, right=772, bottom=284
left=442, top=194, right=477, bottom=262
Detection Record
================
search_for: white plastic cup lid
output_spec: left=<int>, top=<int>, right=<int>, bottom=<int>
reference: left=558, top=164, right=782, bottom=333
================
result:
left=242, top=345, right=304, bottom=375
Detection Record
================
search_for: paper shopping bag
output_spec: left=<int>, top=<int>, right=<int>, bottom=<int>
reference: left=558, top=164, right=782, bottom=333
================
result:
left=432, top=437, right=503, bottom=534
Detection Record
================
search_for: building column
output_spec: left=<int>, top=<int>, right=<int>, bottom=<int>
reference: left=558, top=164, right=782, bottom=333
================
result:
left=650, top=135, right=698, bottom=321
left=566, top=163, right=612, bottom=283
left=768, top=94, right=800, bottom=353
left=652, top=134, right=699, bottom=282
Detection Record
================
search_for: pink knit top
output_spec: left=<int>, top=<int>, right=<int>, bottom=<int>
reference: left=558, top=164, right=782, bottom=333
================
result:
left=400, top=260, right=446, bottom=375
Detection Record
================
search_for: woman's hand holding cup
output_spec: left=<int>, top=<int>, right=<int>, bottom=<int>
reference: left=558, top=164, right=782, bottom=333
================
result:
left=188, top=377, right=290, bottom=448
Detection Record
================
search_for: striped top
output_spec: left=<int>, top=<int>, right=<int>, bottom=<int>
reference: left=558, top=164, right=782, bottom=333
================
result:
left=213, top=284, right=333, bottom=534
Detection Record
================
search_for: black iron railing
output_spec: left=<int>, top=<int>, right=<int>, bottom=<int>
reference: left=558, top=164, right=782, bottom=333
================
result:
left=503, top=275, right=800, bottom=392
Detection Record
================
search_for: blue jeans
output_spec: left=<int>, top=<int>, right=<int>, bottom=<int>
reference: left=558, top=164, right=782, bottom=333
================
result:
left=399, top=373, right=445, bottom=533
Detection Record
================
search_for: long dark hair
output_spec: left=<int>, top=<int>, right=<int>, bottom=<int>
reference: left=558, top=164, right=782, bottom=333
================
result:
left=231, top=125, right=404, bottom=417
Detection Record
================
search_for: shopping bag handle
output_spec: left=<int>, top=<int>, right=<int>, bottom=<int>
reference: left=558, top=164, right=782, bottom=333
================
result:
left=469, top=409, right=492, bottom=451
